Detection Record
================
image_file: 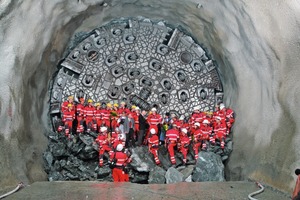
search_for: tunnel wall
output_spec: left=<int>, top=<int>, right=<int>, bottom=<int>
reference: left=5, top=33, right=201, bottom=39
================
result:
left=0, top=0, right=299, bottom=193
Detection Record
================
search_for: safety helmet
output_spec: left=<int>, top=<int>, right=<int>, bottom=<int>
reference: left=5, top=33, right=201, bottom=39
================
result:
left=100, top=126, right=108, bottom=132
left=194, top=122, right=200, bottom=127
left=220, top=103, right=225, bottom=110
left=151, top=107, right=157, bottom=112
left=135, top=106, right=140, bottom=110
left=181, top=128, right=188, bottom=134
left=150, top=128, right=156, bottom=134
left=95, top=102, right=100, bottom=107
left=116, top=144, right=124, bottom=151
left=107, top=103, right=112, bottom=107
left=67, top=104, right=73, bottom=108
left=113, top=103, right=119, bottom=107
left=193, top=106, right=200, bottom=111
left=216, top=116, right=221, bottom=121
left=203, top=119, right=209, bottom=124
left=131, top=105, right=137, bottom=109
left=88, top=99, right=93, bottom=103
left=179, top=115, right=184, bottom=121
left=120, top=101, right=126, bottom=105
left=171, top=113, right=176, bottom=118
left=68, top=96, right=74, bottom=100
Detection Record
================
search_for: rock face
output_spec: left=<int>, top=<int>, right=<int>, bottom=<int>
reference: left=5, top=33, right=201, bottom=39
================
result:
left=0, top=0, right=300, bottom=193
left=148, top=166, right=166, bottom=184
left=192, top=152, right=225, bottom=182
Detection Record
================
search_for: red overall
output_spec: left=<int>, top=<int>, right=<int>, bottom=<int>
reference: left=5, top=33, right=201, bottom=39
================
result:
left=110, top=151, right=131, bottom=182
left=148, top=134, right=160, bottom=165
left=179, top=135, right=190, bottom=163
left=95, top=134, right=113, bottom=167
left=76, top=103, right=85, bottom=133
left=62, top=110, right=75, bottom=137
left=213, top=121, right=227, bottom=149
left=165, top=128, right=179, bottom=165
left=84, top=105, right=95, bottom=132
left=193, top=128, right=202, bottom=160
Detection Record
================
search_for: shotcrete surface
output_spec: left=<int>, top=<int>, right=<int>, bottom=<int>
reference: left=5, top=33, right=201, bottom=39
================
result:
left=2, top=181, right=290, bottom=200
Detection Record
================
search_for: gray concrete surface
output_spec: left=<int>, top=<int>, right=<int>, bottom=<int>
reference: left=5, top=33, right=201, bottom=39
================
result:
left=1, top=181, right=291, bottom=200
left=0, top=0, right=300, bottom=195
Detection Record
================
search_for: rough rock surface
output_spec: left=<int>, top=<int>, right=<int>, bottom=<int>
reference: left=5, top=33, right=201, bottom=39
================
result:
left=165, top=167, right=184, bottom=184
left=148, top=166, right=166, bottom=184
left=0, top=0, right=300, bottom=194
left=192, top=151, right=225, bottom=182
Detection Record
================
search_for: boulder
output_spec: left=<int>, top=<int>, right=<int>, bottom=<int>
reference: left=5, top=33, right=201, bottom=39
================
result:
left=165, top=167, right=183, bottom=184
left=192, top=151, right=225, bottom=182
left=130, top=146, right=156, bottom=172
left=148, top=166, right=166, bottom=184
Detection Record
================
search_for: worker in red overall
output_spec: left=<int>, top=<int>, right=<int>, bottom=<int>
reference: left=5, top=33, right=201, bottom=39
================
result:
left=213, top=116, right=227, bottom=149
left=84, top=99, right=95, bottom=133
left=165, top=124, right=179, bottom=165
left=200, top=119, right=213, bottom=150
left=146, top=107, right=162, bottom=144
left=62, top=104, right=75, bottom=139
left=117, top=101, right=130, bottom=115
left=102, top=103, right=113, bottom=129
left=75, top=98, right=85, bottom=134
left=148, top=128, right=160, bottom=165
left=95, top=127, right=113, bottom=167
left=110, top=144, right=131, bottom=182
left=61, top=96, right=74, bottom=113
left=292, top=168, right=300, bottom=200
left=178, top=128, right=190, bottom=164
left=189, top=106, right=205, bottom=125
left=93, top=103, right=102, bottom=132
left=193, top=122, right=202, bottom=160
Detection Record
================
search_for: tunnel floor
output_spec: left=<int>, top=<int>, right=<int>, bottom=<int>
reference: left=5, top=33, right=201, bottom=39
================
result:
left=2, top=181, right=290, bottom=200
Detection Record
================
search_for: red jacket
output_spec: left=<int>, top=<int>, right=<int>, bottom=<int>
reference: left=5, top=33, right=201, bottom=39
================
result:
left=76, top=103, right=85, bottom=117
left=84, top=105, right=95, bottom=119
left=148, top=135, right=159, bottom=149
left=165, top=128, right=179, bottom=142
left=147, top=114, right=162, bottom=125
left=189, top=112, right=205, bottom=124
left=95, top=134, right=109, bottom=147
left=110, top=151, right=131, bottom=167
left=62, top=110, right=75, bottom=122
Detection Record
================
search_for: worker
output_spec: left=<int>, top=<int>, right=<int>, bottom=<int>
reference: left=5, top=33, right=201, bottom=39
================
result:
left=61, top=95, right=74, bottom=113
left=84, top=99, right=95, bottom=133
left=148, top=128, right=161, bottom=165
left=110, top=144, right=131, bottom=182
left=62, top=103, right=75, bottom=139
left=189, top=106, right=205, bottom=125
left=101, top=102, right=112, bottom=129
left=178, top=128, right=190, bottom=164
left=75, top=97, right=85, bottom=134
left=137, top=109, right=149, bottom=146
left=200, top=119, right=213, bottom=150
left=146, top=107, right=162, bottom=143
left=117, top=101, right=130, bottom=115
left=93, top=102, right=102, bottom=132
left=131, top=105, right=139, bottom=141
left=213, top=116, right=227, bottom=149
left=293, top=169, right=300, bottom=200
left=193, top=122, right=202, bottom=160
left=165, top=123, right=180, bottom=166
left=95, top=127, right=113, bottom=167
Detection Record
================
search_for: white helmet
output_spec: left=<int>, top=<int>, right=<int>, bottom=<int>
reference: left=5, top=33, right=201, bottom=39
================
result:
left=150, top=128, right=156, bottom=134
left=193, top=106, right=200, bottom=111
left=181, top=128, right=188, bottom=134
left=100, top=126, right=107, bottom=132
left=151, top=107, right=157, bottom=112
left=220, top=103, right=225, bottom=110
left=116, top=144, right=123, bottom=151
left=135, top=107, right=140, bottom=110
left=194, top=122, right=200, bottom=127
left=216, top=116, right=221, bottom=121
left=115, top=127, right=119, bottom=132
left=179, top=115, right=184, bottom=120
left=203, top=119, right=209, bottom=124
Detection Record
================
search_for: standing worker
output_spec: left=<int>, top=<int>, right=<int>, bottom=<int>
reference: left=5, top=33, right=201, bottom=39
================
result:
left=62, top=104, right=75, bottom=139
left=148, top=128, right=161, bottom=165
left=110, top=144, right=131, bottom=182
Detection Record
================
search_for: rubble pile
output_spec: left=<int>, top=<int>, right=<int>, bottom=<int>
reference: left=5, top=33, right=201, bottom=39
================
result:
left=43, top=131, right=233, bottom=183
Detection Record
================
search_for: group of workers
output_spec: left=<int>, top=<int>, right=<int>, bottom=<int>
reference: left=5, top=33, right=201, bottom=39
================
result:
left=58, top=96, right=235, bottom=182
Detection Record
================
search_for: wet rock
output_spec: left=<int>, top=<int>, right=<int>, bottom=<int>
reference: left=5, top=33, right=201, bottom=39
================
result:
left=130, top=146, right=156, bottom=172
left=158, top=146, right=172, bottom=170
left=95, top=166, right=111, bottom=179
left=178, top=165, right=195, bottom=181
left=148, top=166, right=166, bottom=184
left=50, top=142, right=67, bottom=157
left=48, top=171, right=63, bottom=181
left=79, top=134, right=95, bottom=146
left=192, top=151, right=225, bottom=182
left=130, top=170, right=149, bottom=183
left=165, top=167, right=183, bottom=184
left=43, top=151, right=54, bottom=166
